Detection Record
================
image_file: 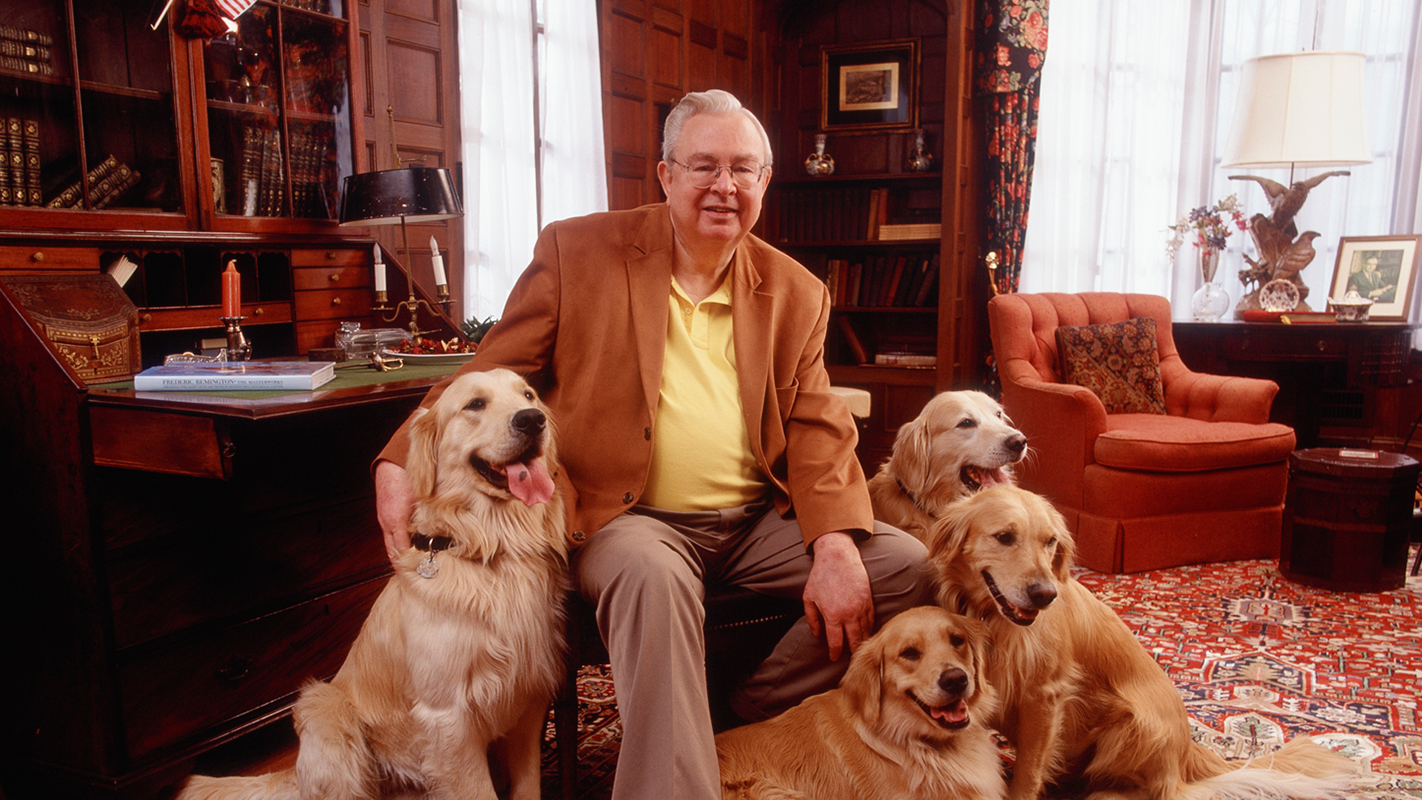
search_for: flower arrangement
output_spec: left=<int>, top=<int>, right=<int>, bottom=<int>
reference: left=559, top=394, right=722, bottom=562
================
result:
left=1166, top=194, right=1247, bottom=282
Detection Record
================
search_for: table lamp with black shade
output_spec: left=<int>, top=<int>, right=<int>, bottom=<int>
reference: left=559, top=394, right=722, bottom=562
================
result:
left=338, top=166, right=463, bottom=338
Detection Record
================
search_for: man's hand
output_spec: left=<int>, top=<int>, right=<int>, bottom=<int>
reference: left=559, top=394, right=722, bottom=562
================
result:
left=802, top=531, right=873, bottom=661
left=374, top=460, right=414, bottom=565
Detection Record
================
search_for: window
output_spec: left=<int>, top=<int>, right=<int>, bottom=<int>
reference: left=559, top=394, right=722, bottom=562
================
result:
left=456, top=0, right=606, bottom=319
left=1022, top=0, right=1421, bottom=319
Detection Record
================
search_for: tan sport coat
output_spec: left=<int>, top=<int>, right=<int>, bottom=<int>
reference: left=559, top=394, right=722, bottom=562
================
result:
left=377, top=203, right=872, bottom=549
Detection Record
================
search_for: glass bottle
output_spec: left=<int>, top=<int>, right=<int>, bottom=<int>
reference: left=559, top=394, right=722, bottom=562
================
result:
left=907, top=129, right=933, bottom=171
left=804, top=133, right=835, bottom=176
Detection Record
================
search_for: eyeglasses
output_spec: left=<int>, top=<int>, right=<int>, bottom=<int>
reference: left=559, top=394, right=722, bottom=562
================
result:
left=669, top=158, right=768, bottom=190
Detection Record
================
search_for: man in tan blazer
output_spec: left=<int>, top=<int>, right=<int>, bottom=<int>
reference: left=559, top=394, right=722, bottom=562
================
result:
left=374, top=90, right=930, bottom=800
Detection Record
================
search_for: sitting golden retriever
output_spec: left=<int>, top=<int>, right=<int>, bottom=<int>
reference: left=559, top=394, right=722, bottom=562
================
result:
left=180, top=369, right=568, bottom=800
left=715, top=605, right=1005, bottom=800
left=868, top=390, right=1027, bottom=541
left=929, top=484, right=1357, bottom=800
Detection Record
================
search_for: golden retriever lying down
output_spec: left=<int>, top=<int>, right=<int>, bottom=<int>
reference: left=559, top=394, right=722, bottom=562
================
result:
left=716, top=606, right=1006, bottom=800
left=868, top=390, right=1027, bottom=542
left=180, top=369, right=568, bottom=800
left=929, top=484, right=1358, bottom=800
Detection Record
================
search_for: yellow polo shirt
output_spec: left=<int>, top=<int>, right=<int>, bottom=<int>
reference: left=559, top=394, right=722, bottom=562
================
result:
left=641, top=276, right=769, bottom=510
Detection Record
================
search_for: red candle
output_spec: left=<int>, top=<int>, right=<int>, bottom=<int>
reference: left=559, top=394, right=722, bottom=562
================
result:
left=222, top=261, right=241, bottom=318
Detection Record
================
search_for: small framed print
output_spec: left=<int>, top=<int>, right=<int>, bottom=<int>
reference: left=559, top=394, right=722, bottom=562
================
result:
left=1328, top=234, right=1422, bottom=321
left=821, top=39, right=919, bottom=132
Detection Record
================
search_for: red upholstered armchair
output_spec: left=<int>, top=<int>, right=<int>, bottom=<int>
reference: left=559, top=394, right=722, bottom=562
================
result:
left=987, top=292, right=1297, bottom=573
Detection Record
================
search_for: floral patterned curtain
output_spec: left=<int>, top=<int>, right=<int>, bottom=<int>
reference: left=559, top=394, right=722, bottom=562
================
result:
left=976, top=0, right=1048, bottom=296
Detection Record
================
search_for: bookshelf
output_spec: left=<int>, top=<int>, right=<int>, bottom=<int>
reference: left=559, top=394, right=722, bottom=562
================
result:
left=761, top=0, right=983, bottom=474
left=768, top=170, right=947, bottom=471
left=0, top=0, right=360, bottom=233
left=201, top=1, right=353, bottom=226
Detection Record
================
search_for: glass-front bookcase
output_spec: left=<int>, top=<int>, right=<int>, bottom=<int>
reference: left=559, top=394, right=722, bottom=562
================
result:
left=202, top=0, right=354, bottom=223
left=0, top=0, right=184, bottom=220
left=0, top=0, right=358, bottom=230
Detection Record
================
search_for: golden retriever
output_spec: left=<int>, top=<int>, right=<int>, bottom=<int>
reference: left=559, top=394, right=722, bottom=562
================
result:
left=715, top=606, right=1006, bottom=800
left=929, top=484, right=1357, bottom=800
left=179, top=369, right=568, bottom=800
left=868, top=390, right=1027, bottom=541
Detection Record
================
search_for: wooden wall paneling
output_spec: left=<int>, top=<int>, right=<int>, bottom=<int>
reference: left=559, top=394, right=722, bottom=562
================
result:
left=601, top=0, right=759, bottom=210
left=939, top=0, right=983, bottom=389
left=358, top=0, right=466, bottom=329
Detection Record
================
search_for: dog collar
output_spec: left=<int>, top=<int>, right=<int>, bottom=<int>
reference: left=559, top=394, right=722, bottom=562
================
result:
left=411, top=532, right=456, bottom=552
left=896, top=478, right=934, bottom=517
left=411, top=532, right=456, bottom=579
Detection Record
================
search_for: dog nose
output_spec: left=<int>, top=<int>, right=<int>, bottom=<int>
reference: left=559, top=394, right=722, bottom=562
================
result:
left=1026, top=581, right=1057, bottom=609
left=938, top=667, right=968, bottom=697
left=512, top=408, right=546, bottom=436
left=1006, top=433, right=1027, bottom=455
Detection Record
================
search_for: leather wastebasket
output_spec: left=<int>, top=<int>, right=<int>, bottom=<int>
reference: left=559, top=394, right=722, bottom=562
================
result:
left=1282, top=448, right=1420, bottom=592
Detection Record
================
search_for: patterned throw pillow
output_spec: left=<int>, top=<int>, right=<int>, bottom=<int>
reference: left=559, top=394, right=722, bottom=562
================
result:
left=1055, top=317, right=1166, bottom=415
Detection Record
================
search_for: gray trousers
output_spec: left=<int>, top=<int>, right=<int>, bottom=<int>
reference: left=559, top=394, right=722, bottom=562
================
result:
left=572, top=502, right=932, bottom=800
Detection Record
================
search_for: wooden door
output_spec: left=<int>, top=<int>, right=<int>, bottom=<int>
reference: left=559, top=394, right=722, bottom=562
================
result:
left=600, top=0, right=760, bottom=210
left=357, top=0, right=466, bottom=327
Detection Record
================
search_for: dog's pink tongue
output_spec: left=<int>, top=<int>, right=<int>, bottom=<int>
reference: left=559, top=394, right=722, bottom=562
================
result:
left=975, top=466, right=1013, bottom=487
left=508, top=458, right=554, bottom=507
left=933, top=701, right=968, bottom=724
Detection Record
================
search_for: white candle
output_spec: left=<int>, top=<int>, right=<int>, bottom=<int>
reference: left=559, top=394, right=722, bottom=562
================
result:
left=372, top=243, right=386, bottom=292
left=429, top=235, right=447, bottom=286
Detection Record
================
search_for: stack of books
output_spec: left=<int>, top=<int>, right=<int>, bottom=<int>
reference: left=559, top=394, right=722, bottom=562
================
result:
left=0, top=116, right=40, bottom=206
left=44, top=154, right=141, bottom=210
left=825, top=253, right=939, bottom=309
left=288, top=125, right=334, bottom=218
left=133, top=360, right=337, bottom=391
left=0, top=24, right=54, bottom=75
left=239, top=125, right=286, bottom=217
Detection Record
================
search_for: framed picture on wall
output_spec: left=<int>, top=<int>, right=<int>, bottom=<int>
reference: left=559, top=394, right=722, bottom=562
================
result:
left=821, top=39, right=919, bottom=132
left=1328, top=234, right=1422, bottom=321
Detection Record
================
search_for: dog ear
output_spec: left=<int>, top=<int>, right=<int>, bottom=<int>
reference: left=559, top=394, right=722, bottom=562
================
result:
left=960, top=615, right=990, bottom=682
left=842, top=632, right=884, bottom=727
left=1046, top=500, right=1076, bottom=580
left=889, top=414, right=933, bottom=497
left=927, top=493, right=975, bottom=562
left=406, top=407, right=439, bottom=498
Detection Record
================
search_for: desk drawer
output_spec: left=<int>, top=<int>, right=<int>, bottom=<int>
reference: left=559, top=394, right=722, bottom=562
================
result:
left=107, top=497, right=390, bottom=648
left=291, top=248, right=368, bottom=268
left=118, top=576, right=386, bottom=760
left=293, top=265, right=370, bottom=291
left=0, top=245, right=101, bottom=271
left=1219, top=331, right=1349, bottom=358
left=295, top=288, right=373, bottom=321
left=91, top=406, right=232, bottom=479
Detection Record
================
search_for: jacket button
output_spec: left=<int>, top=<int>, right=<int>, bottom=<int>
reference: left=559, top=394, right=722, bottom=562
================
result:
left=643, top=427, right=651, bottom=440
left=622, top=492, right=635, bottom=504
left=571, top=530, right=587, bottom=543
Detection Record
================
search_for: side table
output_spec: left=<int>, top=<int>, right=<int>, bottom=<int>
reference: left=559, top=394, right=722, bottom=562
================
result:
left=1281, top=447, right=1419, bottom=592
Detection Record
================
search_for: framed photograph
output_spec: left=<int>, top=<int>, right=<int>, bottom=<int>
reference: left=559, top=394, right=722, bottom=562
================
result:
left=1328, top=234, right=1422, bottom=321
left=821, top=39, right=919, bottom=132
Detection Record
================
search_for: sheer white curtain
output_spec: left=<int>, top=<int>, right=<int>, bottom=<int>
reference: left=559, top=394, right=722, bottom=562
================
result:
left=457, top=0, right=608, bottom=320
left=1021, top=0, right=1422, bottom=319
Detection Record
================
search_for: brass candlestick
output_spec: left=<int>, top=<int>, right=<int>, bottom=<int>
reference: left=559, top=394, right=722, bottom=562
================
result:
left=369, top=213, right=453, bottom=338
left=220, top=316, right=252, bottom=361
left=374, top=290, right=450, bottom=339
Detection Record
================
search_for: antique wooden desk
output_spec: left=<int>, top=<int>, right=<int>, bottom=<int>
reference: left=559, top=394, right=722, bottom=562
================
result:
left=1173, top=320, right=1418, bottom=449
left=0, top=286, right=456, bottom=799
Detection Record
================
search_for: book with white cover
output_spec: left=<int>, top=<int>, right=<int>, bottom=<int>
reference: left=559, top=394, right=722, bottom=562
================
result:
left=133, top=360, right=336, bottom=391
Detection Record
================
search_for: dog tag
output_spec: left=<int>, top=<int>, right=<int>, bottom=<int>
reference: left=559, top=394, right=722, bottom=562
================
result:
left=417, top=549, right=439, bottom=579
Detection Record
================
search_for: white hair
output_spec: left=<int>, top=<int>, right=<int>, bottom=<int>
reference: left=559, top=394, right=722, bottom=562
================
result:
left=661, top=89, right=773, bottom=167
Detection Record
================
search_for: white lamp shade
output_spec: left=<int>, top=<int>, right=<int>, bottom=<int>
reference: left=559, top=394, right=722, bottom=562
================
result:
left=1221, top=51, right=1372, bottom=169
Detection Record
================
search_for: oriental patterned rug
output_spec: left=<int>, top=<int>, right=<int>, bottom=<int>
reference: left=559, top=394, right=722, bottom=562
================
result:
left=543, top=547, right=1422, bottom=800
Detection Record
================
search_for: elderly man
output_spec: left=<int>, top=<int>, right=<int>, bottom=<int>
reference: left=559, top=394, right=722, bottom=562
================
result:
left=373, top=89, right=930, bottom=799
